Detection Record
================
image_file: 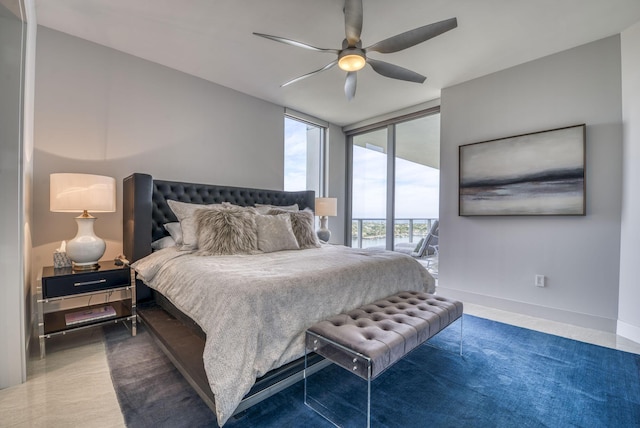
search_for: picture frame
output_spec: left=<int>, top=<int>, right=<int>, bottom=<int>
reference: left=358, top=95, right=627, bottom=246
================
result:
left=459, top=124, right=586, bottom=216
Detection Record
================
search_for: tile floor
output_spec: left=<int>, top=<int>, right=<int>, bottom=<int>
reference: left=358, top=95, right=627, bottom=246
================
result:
left=1, top=304, right=639, bottom=427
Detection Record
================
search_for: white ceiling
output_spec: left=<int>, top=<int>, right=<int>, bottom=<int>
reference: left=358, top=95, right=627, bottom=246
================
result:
left=35, top=0, right=640, bottom=126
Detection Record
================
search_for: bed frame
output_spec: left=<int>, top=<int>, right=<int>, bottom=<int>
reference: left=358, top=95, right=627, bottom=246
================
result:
left=122, top=173, right=328, bottom=419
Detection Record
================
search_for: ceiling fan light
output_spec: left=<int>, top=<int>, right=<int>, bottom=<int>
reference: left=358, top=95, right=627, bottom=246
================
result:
left=338, top=52, right=366, bottom=72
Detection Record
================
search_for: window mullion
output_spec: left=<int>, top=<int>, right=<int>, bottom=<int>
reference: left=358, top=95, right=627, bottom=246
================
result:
left=386, top=124, right=396, bottom=251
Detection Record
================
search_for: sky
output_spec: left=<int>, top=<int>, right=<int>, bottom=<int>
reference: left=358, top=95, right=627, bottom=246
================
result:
left=285, top=118, right=439, bottom=220
left=284, top=118, right=308, bottom=191
left=352, top=146, right=439, bottom=219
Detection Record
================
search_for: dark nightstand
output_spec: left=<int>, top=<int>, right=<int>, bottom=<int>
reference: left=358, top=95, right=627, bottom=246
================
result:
left=36, top=260, right=136, bottom=358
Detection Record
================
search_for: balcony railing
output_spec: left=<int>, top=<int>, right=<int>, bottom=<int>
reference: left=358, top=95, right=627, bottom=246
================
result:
left=351, top=218, right=438, bottom=249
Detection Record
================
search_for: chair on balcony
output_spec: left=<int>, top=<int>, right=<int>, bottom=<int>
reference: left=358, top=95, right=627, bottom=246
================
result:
left=395, top=220, right=439, bottom=269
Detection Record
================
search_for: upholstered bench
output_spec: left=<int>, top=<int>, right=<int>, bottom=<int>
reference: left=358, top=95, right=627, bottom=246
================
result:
left=304, top=291, right=463, bottom=427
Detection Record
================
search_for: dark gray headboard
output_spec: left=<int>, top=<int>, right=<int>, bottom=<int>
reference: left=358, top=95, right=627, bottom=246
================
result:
left=123, top=173, right=315, bottom=301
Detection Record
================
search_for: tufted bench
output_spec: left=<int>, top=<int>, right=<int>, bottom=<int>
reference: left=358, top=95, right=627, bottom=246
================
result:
left=304, top=291, right=463, bottom=427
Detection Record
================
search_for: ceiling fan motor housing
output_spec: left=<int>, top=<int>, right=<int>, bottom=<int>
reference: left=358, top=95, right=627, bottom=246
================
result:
left=338, top=47, right=366, bottom=71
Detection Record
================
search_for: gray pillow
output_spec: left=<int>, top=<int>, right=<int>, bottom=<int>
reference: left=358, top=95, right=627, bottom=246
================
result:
left=267, top=208, right=320, bottom=249
left=167, top=200, right=220, bottom=250
left=255, top=214, right=300, bottom=253
left=195, top=205, right=258, bottom=255
left=255, top=203, right=299, bottom=215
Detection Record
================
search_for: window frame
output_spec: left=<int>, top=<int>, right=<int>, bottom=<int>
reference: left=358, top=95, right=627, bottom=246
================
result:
left=345, top=106, right=441, bottom=249
left=284, top=109, right=328, bottom=197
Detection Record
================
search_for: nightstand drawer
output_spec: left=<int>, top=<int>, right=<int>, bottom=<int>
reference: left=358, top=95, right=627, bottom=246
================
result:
left=42, top=267, right=130, bottom=298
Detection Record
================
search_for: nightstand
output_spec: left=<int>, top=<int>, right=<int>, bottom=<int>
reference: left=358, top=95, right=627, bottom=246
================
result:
left=36, top=261, right=136, bottom=358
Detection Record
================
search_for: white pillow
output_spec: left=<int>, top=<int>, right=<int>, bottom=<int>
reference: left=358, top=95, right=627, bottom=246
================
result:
left=163, top=222, right=183, bottom=244
left=255, top=214, right=300, bottom=253
left=151, top=235, right=176, bottom=251
left=166, top=200, right=220, bottom=250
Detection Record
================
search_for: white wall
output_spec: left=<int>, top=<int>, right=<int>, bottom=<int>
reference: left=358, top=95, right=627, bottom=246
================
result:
left=33, top=27, right=288, bottom=277
left=439, top=36, right=623, bottom=331
left=618, top=21, right=640, bottom=342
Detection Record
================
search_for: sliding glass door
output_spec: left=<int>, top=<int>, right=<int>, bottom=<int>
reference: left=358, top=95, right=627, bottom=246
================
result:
left=393, top=114, right=440, bottom=248
left=349, top=110, right=440, bottom=251
left=351, top=128, right=388, bottom=248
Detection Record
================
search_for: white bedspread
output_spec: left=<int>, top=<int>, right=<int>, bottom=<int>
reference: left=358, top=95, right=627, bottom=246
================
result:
left=132, top=244, right=435, bottom=425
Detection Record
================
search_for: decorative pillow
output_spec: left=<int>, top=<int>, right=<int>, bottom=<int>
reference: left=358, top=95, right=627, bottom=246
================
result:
left=151, top=235, right=176, bottom=251
left=167, top=200, right=220, bottom=250
left=267, top=208, right=320, bottom=249
left=255, top=203, right=299, bottom=215
left=164, top=222, right=183, bottom=244
left=255, top=214, right=300, bottom=253
left=194, top=205, right=258, bottom=255
left=413, top=238, right=425, bottom=253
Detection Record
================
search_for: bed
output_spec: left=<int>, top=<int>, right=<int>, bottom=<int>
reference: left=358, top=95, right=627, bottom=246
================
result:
left=123, top=173, right=435, bottom=426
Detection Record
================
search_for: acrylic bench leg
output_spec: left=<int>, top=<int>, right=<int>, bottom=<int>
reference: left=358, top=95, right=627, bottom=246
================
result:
left=460, top=315, right=464, bottom=356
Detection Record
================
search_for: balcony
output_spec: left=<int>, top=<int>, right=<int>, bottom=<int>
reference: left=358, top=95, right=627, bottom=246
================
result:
left=351, top=218, right=438, bottom=277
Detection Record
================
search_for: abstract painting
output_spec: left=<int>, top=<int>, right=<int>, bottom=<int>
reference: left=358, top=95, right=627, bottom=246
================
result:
left=459, top=124, right=585, bottom=216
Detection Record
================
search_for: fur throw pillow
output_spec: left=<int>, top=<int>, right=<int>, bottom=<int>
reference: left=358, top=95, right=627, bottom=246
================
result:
left=195, top=205, right=258, bottom=255
left=267, top=208, right=320, bottom=249
left=167, top=200, right=220, bottom=250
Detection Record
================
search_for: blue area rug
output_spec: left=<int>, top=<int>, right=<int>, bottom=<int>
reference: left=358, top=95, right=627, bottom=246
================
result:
left=104, top=315, right=640, bottom=427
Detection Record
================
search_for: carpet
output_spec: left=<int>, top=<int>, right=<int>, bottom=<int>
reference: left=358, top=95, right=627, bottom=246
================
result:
left=104, top=315, right=640, bottom=427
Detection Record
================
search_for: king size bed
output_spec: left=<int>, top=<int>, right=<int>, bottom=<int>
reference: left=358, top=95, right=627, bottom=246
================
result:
left=123, top=173, right=436, bottom=426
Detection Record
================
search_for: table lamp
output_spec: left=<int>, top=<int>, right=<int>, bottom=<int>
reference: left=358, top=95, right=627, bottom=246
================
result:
left=315, top=197, right=337, bottom=242
left=50, top=173, right=116, bottom=270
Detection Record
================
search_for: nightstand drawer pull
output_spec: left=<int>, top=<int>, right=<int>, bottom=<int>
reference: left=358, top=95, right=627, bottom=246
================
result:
left=74, top=279, right=107, bottom=287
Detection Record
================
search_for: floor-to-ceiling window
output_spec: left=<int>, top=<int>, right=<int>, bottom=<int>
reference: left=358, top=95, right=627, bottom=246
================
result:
left=393, top=114, right=440, bottom=246
left=348, top=108, right=440, bottom=252
left=284, top=113, right=326, bottom=195
left=351, top=128, right=388, bottom=248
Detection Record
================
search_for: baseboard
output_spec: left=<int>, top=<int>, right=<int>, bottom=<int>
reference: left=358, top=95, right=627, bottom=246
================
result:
left=617, top=320, right=640, bottom=344
left=436, top=286, right=617, bottom=333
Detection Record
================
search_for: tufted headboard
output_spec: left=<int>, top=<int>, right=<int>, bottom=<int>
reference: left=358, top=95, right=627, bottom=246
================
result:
left=123, top=173, right=315, bottom=301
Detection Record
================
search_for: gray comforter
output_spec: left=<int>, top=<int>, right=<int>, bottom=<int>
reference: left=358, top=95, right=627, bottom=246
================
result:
left=132, top=244, right=435, bottom=425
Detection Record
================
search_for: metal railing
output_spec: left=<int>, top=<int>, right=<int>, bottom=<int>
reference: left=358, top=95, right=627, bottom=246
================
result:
left=351, top=218, right=438, bottom=249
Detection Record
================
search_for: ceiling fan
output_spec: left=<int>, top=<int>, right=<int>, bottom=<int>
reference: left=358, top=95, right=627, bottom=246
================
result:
left=253, top=0, right=457, bottom=100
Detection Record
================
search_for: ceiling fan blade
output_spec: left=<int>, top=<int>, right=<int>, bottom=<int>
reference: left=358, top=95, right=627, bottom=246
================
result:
left=367, top=58, right=426, bottom=83
left=365, top=17, right=457, bottom=54
left=281, top=60, right=338, bottom=87
left=344, top=72, right=357, bottom=101
left=344, top=0, right=363, bottom=46
left=253, top=32, right=339, bottom=54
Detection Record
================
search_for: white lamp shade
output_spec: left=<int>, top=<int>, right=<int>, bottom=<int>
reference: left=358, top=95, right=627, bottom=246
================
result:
left=315, top=197, right=337, bottom=217
left=50, top=173, right=116, bottom=213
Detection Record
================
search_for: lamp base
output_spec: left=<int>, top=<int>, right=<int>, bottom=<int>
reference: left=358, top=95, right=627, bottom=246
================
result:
left=72, top=261, right=100, bottom=271
left=316, top=228, right=331, bottom=243
left=66, top=214, right=106, bottom=270
left=316, top=216, right=331, bottom=243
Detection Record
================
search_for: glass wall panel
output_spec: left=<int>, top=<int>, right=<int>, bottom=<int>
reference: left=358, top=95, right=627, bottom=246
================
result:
left=351, top=128, right=388, bottom=248
left=348, top=109, right=440, bottom=279
left=393, top=114, right=440, bottom=248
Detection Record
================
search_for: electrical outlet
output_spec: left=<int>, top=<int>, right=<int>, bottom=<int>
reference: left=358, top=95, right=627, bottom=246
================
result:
left=535, top=275, right=545, bottom=287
